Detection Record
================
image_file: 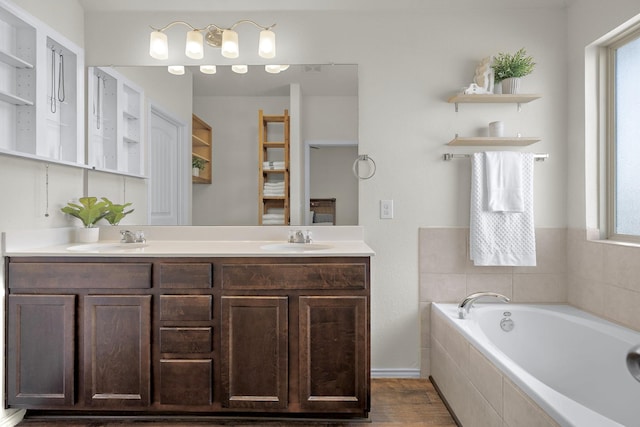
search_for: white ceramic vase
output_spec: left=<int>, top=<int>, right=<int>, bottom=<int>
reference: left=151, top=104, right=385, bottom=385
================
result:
left=76, top=227, right=100, bottom=243
left=192, top=167, right=200, bottom=177
left=501, top=77, right=521, bottom=94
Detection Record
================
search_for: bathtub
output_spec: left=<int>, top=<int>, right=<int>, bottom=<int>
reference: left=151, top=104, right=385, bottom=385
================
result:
left=431, top=303, right=640, bottom=427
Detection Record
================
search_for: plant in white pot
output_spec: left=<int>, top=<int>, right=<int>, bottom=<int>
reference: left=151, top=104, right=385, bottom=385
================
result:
left=492, top=48, right=535, bottom=94
left=101, top=198, right=134, bottom=225
left=61, top=197, right=109, bottom=242
left=192, top=156, right=206, bottom=177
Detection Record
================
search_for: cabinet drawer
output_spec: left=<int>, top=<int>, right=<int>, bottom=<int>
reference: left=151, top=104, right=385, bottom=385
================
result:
left=160, top=295, right=212, bottom=321
left=8, top=262, right=152, bottom=289
left=159, top=359, right=212, bottom=406
left=158, top=263, right=212, bottom=289
left=160, top=327, right=212, bottom=353
left=221, top=262, right=367, bottom=290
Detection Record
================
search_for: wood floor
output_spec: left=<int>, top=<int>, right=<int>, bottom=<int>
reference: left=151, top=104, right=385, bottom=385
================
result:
left=17, top=378, right=457, bottom=427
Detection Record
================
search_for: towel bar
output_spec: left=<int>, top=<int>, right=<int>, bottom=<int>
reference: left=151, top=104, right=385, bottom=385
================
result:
left=442, top=153, right=549, bottom=161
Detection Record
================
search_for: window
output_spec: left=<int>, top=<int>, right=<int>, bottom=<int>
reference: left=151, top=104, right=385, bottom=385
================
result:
left=608, top=30, right=640, bottom=240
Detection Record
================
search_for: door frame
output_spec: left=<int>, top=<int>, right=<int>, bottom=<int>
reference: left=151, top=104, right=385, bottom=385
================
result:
left=147, top=103, right=190, bottom=225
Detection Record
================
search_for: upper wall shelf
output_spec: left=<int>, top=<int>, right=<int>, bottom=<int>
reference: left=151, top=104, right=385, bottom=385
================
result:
left=448, top=93, right=541, bottom=112
left=447, top=136, right=541, bottom=146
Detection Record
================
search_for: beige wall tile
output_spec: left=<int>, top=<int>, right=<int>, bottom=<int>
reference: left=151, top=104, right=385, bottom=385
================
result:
left=567, top=275, right=605, bottom=318
left=603, top=243, right=640, bottom=292
left=419, top=228, right=468, bottom=273
left=467, top=382, right=503, bottom=427
left=466, top=274, right=513, bottom=299
left=421, top=273, right=467, bottom=302
left=513, top=273, right=567, bottom=302
left=603, top=285, right=640, bottom=331
left=567, top=234, right=604, bottom=282
left=503, top=378, right=560, bottom=427
left=469, top=345, right=503, bottom=416
left=514, top=228, right=567, bottom=274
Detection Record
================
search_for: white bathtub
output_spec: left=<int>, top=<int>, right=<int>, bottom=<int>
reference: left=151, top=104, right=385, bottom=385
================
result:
left=432, top=303, right=640, bottom=427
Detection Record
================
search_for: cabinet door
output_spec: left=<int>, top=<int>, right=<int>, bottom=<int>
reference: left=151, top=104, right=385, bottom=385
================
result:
left=221, top=296, right=288, bottom=409
left=299, top=296, right=368, bottom=413
left=83, top=295, right=151, bottom=407
left=7, top=295, right=75, bottom=407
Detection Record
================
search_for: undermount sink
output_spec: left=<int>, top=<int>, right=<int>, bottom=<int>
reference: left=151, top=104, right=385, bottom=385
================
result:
left=260, top=243, right=332, bottom=252
left=66, top=242, right=148, bottom=252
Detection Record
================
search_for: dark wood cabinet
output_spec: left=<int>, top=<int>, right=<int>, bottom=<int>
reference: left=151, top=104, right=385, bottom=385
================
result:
left=5, top=256, right=370, bottom=418
left=221, top=296, right=288, bottom=409
left=83, top=295, right=152, bottom=407
left=7, top=294, right=75, bottom=407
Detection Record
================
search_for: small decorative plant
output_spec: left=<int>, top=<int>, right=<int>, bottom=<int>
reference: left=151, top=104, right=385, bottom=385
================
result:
left=60, top=196, right=109, bottom=228
left=101, top=197, right=134, bottom=226
left=491, top=47, right=536, bottom=83
left=192, top=156, right=206, bottom=171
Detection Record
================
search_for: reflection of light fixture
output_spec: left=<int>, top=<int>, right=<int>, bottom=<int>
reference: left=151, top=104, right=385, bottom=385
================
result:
left=149, top=20, right=276, bottom=60
left=231, top=64, right=248, bottom=74
left=199, top=65, right=217, bottom=74
left=265, top=64, right=290, bottom=74
left=168, top=65, right=185, bottom=75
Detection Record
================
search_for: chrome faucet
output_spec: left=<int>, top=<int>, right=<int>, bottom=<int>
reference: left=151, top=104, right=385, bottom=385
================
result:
left=120, top=230, right=146, bottom=244
left=288, top=230, right=312, bottom=244
left=458, top=291, right=510, bottom=319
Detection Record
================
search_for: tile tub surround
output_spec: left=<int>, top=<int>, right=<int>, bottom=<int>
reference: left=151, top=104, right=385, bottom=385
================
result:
left=419, top=227, right=567, bottom=377
left=430, top=308, right=560, bottom=427
left=568, top=228, right=640, bottom=333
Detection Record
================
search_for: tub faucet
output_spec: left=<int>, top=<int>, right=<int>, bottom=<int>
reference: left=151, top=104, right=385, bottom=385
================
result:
left=458, top=292, right=510, bottom=319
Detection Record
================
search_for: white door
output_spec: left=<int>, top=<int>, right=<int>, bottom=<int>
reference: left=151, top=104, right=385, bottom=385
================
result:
left=148, top=105, right=188, bottom=225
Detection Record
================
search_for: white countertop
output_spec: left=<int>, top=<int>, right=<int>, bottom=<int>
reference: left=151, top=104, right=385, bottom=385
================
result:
left=2, top=226, right=375, bottom=258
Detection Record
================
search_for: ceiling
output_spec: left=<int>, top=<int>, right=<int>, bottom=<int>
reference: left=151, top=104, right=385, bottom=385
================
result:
left=78, top=0, right=571, bottom=12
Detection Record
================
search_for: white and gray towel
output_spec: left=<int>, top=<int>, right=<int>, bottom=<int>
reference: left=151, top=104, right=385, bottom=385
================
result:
left=470, top=152, right=536, bottom=266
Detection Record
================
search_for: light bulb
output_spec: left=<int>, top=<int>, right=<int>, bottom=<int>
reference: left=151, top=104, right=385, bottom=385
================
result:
left=259, top=29, right=276, bottom=59
left=200, top=65, right=217, bottom=74
left=221, top=29, right=239, bottom=58
left=168, top=65, right=185, bottom=75
left=149, top=31, right=168, bottom=60
left=185, top=30, right=204, bottom=59
left=231, top=64, right=248, bottom=74
left=265, top=64, right=282, bottom=74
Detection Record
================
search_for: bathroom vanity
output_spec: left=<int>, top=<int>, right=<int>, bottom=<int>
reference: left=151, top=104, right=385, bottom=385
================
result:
left=3, top=227, right=373, bottom=419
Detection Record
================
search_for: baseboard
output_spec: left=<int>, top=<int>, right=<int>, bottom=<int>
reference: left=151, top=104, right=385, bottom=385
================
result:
left=0, top=409, right=25, bottom=427
left=371, top=368, right=421, bottom=378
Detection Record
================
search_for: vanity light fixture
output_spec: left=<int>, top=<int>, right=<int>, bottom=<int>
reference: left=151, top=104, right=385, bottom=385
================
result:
left=199, top=65, right=217, bottom=74
left=231, top=64, right=248, bottom=74
left=167, top=65, right=185, bottom=75
left=265, top=64, right=290, bottom=74
left=149, top=20, right=276, bottom=61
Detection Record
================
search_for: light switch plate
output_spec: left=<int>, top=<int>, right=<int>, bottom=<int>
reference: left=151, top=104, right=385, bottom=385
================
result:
left=380, top=200, right=393, bottom=219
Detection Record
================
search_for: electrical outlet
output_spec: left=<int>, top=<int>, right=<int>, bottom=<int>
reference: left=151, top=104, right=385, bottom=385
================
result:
left=380, top=200, right=393, bottom=219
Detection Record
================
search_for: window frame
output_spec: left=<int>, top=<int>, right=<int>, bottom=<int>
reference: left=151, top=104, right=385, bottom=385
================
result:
left=605, top=28, right=640, bottom=243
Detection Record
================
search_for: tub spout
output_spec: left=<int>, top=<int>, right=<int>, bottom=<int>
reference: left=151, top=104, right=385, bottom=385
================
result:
left=458, top=292, right=510, bottom=319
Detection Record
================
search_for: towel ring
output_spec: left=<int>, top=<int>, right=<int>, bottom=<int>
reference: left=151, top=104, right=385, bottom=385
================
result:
left=352, top=154, right=376, bottom=180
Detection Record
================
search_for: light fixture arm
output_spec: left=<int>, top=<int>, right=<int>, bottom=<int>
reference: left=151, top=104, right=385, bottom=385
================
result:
left=149, top=21, right=199, bottom=33
left=150, top=20, right=276, bottom=33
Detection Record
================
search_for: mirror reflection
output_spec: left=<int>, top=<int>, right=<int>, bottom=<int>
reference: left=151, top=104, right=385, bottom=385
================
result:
left=101, top=64, right=358, bottom=226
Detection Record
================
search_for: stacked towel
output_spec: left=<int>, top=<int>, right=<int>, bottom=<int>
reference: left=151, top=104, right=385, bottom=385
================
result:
left=263, top=161, right=285, bottom=170
left=469, top=152, right=536, bottom=266
left=263, top=181, right=285, bottom=196
left=484, top=152, right=524, bottom=212
left=262, top=212, right=285, bottom=225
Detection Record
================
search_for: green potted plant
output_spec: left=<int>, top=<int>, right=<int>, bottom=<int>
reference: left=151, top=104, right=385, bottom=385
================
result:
left=101, top=197, right=134, bottom=225
left=192, top=156, right=206, bottom=177
left=60, top=196, right=109, bottom=242
left=491, top=47, right=535, bottom=94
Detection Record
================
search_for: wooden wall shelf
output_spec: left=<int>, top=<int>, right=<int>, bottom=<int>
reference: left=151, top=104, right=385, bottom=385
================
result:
left=448, top=136, right=540, bottom=146
left=192, top=114, right=212, bottom=184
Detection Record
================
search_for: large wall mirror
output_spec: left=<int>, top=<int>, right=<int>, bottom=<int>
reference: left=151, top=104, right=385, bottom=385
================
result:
left=91, top=64, right=358, bottom=226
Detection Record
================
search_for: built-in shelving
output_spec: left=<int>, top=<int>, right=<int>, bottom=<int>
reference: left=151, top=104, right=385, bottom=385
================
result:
left=87, top=66, right=145, bottom=177
left=192, top=114, right=212, bottom=184
left=0, top=1, right=85, bottom=167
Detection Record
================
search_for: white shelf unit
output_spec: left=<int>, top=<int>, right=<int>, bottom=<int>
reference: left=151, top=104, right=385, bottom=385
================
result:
left=0, top=0, right=84, bottom=167
left=87, top=67, right=145, bottom=177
